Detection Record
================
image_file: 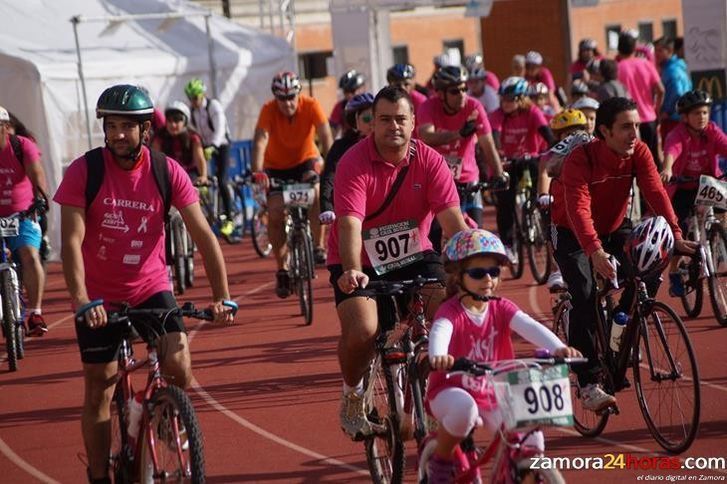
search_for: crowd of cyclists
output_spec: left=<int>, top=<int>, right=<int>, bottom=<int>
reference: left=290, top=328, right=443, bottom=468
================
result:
left=1, top=24, right=726, bottom=483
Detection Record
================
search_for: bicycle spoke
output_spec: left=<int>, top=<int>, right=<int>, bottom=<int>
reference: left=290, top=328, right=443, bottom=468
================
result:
left=708, top=225, right=727, bottom=325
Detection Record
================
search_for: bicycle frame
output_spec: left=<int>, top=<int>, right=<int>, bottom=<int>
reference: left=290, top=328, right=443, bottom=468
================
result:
left=686, top=205, right=720, bottom=278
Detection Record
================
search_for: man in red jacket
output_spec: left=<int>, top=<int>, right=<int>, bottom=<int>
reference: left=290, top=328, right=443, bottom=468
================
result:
left=550, top=97, right=696, bottom=411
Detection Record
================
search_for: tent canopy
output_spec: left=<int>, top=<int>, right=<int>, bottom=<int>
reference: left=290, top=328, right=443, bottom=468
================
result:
left=0, top=0, right=294, bottom=257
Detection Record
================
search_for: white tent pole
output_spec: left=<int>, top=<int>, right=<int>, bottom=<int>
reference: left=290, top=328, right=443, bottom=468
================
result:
left=204, top=14, right=219, bottom=99
left=71, top=15, right=94, bottom=150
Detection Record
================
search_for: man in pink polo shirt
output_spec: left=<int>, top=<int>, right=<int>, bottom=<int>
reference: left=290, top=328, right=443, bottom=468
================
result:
left=0, top=106, right=50, bottom=336
left=417, top=65, right=505, bottom=244
left=329, top=86, right=468, bottom=439
left=617, top=31, right=665, bottom=164
left=54, top=84, right=237, bottom=484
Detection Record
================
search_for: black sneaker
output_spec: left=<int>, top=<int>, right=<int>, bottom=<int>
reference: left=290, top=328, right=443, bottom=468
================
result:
left=276, top=270, right=291, bottom=298
left=314, top=248, right=327, bottom=266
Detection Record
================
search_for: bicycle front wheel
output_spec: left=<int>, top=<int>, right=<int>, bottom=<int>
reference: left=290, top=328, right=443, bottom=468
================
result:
left=184, top=231, right=195, bottom=289
left=295, top=230, right=314, bottom=325
left=172, top=223, right=186, bottom=295
left=508, top=212, right=525, bottom=280
left=139, top=385, right=205, bottom=483
left=525, top=204, right=551, bottom=285
left=2, top=270, right=18, bottom=372
left=552, top=303, right=609, bottom=437
left=110, top=385, right=132, bottom=484
left=364, top=355, right=405, bottom=484
left=251, top=207, right=272, bottom=258
left=678, top=257, right=703, bottom=318
left=633, top=301, right=700, bottom=454
left=707, top=224, right=727, bottom=326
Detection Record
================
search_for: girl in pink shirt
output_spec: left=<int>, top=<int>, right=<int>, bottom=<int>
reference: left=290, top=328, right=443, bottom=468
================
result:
left=424, top=229, right=579, bottom=482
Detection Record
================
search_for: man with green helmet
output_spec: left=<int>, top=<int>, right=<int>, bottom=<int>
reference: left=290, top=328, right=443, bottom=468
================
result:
left=54, top=84, right=238, bottom=484
left=184, top=78, right=237, bottom=241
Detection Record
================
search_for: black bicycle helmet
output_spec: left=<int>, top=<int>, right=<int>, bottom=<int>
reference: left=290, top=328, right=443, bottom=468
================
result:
left=339, top=70, right=365, bottom=92
left=386, top=64, right=416, bottom=83
left=676, top=90, right=713, bottom=114
left=433, top=65, right=468, bottom=91
left=96, top=84, right=154, bottom=121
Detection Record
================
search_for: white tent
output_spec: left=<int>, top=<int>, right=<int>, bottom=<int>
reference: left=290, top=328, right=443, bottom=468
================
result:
left=0, top=0, right=294, bottom=258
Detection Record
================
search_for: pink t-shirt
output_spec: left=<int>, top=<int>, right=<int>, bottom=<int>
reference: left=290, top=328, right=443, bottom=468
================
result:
left=617, top=56, right=660, bottom=123
left=426, top=296, right=518, bottom=409
left=328, top=137, right=459, bottom=267
left=53, top=146, right=198, bottom=307
left=664, top=122, right=727, bottom=190
left=489, top=105, right=548, bottom=158
left=526, top=66, right=556, bottom=92
left=410, top=89, right=428, bottom=114
left=484, top=71, right=500, bottom=92
left=0, top=135, right=41, bottom=216
left=417, top=96, right=491, bottom=183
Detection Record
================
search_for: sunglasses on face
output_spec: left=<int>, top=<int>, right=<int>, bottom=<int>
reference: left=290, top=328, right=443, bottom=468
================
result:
left=276, top=94, right=297, bottom=101
left=359, top=113, right=373, bottom=123
left=464, top=267, right=501, bottom=279
left=447, top=86, right=468, bottom=95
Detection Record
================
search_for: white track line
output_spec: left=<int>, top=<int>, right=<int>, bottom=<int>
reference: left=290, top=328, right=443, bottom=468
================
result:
left=0, top=436, right=61, bottom=483
left=188, top=280, right=369, bottom=477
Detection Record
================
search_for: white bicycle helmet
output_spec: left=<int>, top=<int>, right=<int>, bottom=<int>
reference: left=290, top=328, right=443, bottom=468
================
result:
left=571, top=96, right=600, bottom=112
left=165, top=100, right=191, bottom=125
left=625, top=216, right=675, bottom=276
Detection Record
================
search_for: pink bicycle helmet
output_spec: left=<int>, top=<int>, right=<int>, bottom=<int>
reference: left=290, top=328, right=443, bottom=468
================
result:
left=443, top=229, right=509, bottom=266
left=625, top=216, right=674, bottom=276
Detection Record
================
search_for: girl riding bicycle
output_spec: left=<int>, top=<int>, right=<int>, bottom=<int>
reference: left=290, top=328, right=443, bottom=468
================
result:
left=659, top=90, right=727, bottom=296
left=425, top=229, right=580, bottom=483
left=151, top=101, right=209, bottom=184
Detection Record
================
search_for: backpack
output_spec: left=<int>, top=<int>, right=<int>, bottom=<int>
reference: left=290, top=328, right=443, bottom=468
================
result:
left=191, top=99, right=231, bottom=145
left=83, top=147, right=173, bottom=263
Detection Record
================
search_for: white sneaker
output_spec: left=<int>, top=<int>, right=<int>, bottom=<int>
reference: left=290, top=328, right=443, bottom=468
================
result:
left=580, top=383, right=617, bottom=412
left=339, top=391, right=384, bottom=440
left=546, top=270, right=566, bottom=291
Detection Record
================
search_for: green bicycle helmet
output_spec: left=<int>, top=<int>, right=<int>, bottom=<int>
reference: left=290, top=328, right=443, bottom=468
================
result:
left=184, top=78, right=207, bottom=99
left=96, top=84, right=154, bottom=121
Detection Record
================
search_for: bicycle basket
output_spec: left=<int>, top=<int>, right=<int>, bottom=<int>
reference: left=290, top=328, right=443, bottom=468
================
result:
left=491, top=364, right=574, bottom=431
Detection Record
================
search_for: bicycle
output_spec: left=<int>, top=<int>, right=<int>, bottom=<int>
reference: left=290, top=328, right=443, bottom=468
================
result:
left=168, top=208, right=195, bottom=295
left=671, top=175, right=727, bottom=326
left=1, top=196, right=47, bottom=372
left=271, top=178, right=316, bottom=325
left=417, top=354, right=585, bottom=484
left=248, top=178, right=272, bottom=258
left=551, top=267, right=700, bottom=453
left=84, top=302, right=214, bottom=483
left=352, top=276, right=443, bottom=484
left=196, top=175, right=241, bottom=244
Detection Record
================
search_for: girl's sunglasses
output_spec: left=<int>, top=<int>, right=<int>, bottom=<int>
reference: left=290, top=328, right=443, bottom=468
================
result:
left=359, top=113, right=373, bottom=123
left=464, top=267, right=501, bottom=279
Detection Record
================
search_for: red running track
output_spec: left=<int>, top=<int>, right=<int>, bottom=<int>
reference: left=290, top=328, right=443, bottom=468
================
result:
left=1, top=229, right=726, bottom=483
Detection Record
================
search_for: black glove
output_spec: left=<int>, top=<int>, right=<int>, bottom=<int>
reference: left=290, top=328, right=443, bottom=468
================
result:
left=459, top=120, right=477, bottom=138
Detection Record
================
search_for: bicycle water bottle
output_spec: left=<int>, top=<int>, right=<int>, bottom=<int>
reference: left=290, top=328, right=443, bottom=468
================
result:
left=126, top=391, right=144, bottom=441
left=609, top=312, right=628, bottom=352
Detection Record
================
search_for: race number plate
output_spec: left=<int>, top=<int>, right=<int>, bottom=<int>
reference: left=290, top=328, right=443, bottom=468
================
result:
left=445, top=155, right=463, bottom=181
left=695, top=175, right=727, bottom=210
left=282, top=183, right=315, bottom=208
left=363, top=220, right=423, bottom=275
left=493, top=364, right=573, bottom=430
left=0, top=217, right=19, bottom=237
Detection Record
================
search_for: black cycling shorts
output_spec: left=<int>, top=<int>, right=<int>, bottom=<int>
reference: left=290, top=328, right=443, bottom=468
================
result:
left=75, top=291, right=185, bottom=364
left=266, top=158, right=319, bottom=193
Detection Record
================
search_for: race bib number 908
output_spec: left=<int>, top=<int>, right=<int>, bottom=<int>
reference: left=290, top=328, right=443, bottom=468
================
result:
left=695, top=175, right=727, bottom=210
left=363, top=220, right=423, bottom=275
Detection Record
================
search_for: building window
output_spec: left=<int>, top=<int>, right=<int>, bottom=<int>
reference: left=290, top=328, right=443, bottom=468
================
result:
left=392, top=45, right=409, bottom=65
left=298, top=51, right=333, bottom=80
left=638, top=21, right=654, bottom=43
left=662, top=19, right=677, bottom=40
left=442, top=39, right=464, bottom=65
left=605, top=24, right=622, bottom=51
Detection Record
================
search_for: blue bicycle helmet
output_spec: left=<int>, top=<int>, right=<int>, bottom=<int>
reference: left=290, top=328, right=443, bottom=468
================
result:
left=344, top=92, right=375, bottom=114
left=499, top=77, right=528, bottom=98
left=387, top=64, right=416, bottom=83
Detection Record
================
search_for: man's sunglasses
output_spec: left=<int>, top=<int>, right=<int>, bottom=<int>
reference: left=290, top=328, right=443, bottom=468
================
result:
left=447, top=86, right=468, bottom=95
left=464, top=267, right=501, bottom=279
left=276, top=94, right=297, bottom=101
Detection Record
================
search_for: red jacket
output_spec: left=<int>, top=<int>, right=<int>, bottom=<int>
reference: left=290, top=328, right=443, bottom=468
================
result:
left=551, top=139, right=682, bottom=256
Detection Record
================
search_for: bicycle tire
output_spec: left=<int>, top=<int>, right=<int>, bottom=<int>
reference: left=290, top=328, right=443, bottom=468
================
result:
left=110, top=385, right=132, bottom=484
left=707, top=224, right=727, bottom=326
left=295, top=230, right=314, bottom=325
left=251, top=207, right=272, bottom=258
left=15, top=321, right=24, bottom=360
left=508, top=214, right=525, bottom=280
left=172, top=222, right=186, bottom=295
left=2, top=270, right=18, bottom=371
left=233, top=185, right=249, bottom=238
left=551, top=301, right=609, bottom=437
left=139, top=385, right=205, bottom=483
left=407, top=363, right=429, bottom=445
left=679, top=258, right=703, bottom=318
left=632, top=301, right=700, bottom=454
left=525, top=204, right=551, bottom=285
left=184, top=231, right=195, bottom=288
left=364, top=355, right=405, bottom=484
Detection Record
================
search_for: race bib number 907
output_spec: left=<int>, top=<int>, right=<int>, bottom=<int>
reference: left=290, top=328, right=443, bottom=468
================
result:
left=695, top=175, right=727, bottom=210
left=363, top=220, right=423, bottom=275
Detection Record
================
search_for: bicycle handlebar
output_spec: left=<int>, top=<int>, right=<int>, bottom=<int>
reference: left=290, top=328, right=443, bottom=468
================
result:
left=458, top=179, right=508, bottom=195
left=351, top=276, right=444, bottom=298
left=75, top=301, right=214, bottom=326
left=449, top=354, right=588, bottom=376
left=269, top=175, right=320, bottom=187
